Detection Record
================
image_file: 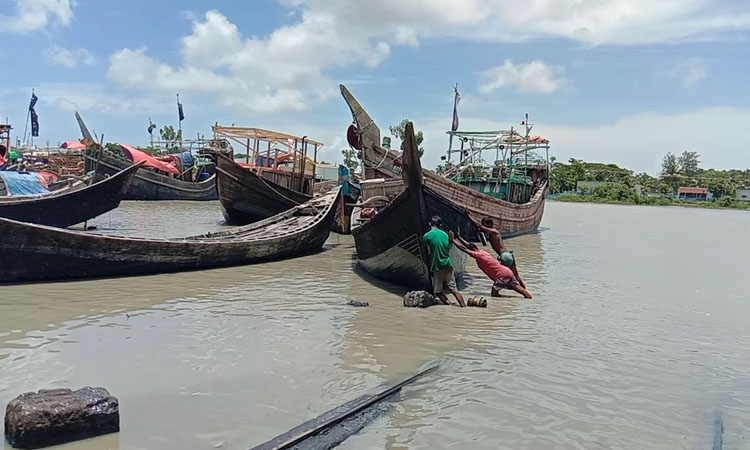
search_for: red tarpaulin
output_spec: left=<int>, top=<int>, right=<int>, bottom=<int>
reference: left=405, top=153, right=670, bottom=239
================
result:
left=119, top=144, right=180, bottom=175
left=60, top=140, right=86, bottom=150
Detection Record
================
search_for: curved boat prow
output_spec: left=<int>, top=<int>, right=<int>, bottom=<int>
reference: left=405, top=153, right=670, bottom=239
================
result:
left=340, top=84, right=381, bottom=150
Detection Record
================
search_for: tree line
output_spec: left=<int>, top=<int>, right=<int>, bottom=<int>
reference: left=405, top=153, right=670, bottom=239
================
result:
left=550, top=151, right=750, bottom=207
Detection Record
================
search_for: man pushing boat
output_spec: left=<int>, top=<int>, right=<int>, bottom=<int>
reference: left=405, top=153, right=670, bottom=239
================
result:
left=474, top=217, right=526, bottom=289
left=423, top=215, right=467, bottom=307
left=450, top=231, right=533, bottom=299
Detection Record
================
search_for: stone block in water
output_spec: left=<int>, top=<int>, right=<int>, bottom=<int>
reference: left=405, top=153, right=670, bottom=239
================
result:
left=403, top=291, right=438, bottom=308
left=4, top=387, right=119, bottom=449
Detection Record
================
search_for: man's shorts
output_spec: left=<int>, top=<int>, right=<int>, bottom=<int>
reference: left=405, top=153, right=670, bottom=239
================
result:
left=493, top=276, right=520, bottom=291
left=432, top=267, right=457, bottom=294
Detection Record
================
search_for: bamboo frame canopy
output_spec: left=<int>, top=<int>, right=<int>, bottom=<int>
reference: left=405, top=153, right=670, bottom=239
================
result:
left=212, top=125, right=324, bottom=148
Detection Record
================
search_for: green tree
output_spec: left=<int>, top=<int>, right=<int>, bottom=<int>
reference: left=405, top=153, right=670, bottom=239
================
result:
left=341, top=148, right=359, bottom=173
left=661, top=152, right=680, bottom=177
left=678, top=151, right=701, bottom=177
left=104, top=143, right=121, bottom=153
left=159, top=125, right=182, bottom=148
left=389, top=119, right=424, bottom=156
left=704, top=177, right=735, bottom=200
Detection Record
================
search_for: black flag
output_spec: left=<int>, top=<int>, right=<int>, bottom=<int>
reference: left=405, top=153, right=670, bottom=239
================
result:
left=29, top=92, right=39, bottom=137
left=451, top=85, right=460, bottom=132
left=148, top=120, right=156, bottom=135
left=178, top=102, right=185, bottom=121
left=30, top=109, right=39, bottom=137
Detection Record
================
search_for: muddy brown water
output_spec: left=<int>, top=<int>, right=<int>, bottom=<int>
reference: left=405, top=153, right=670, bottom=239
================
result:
left=1, top=201, right=749, bottom=449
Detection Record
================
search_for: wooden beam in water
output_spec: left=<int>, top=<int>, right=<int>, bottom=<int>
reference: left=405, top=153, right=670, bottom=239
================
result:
left=251, top=365, right=438, bottom=450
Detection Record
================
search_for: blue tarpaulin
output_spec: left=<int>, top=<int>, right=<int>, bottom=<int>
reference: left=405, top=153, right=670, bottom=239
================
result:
left=0, top=171, right=49, bottom=196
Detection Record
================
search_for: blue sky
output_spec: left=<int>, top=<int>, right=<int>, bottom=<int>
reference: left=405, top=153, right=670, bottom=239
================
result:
left=1, top=0, right=749, bottom=173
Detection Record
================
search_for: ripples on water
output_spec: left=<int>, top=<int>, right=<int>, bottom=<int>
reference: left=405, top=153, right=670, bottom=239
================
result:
left=1, top=201, right=749, bottom=449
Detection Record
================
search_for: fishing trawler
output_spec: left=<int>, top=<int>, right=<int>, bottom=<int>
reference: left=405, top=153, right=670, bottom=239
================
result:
left=341, top=85, right=548, bottom=239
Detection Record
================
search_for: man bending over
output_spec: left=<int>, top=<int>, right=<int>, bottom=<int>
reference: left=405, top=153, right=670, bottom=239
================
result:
left=451, top=231, right=532, bottom=299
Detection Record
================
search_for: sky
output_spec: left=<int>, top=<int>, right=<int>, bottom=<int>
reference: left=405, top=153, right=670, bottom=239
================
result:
left=1, top=0, right=749, bottom=174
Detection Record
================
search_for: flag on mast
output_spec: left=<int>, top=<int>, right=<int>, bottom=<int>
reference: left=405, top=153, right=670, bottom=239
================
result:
left=29, top=92, right=39, bottom=137
left=177, top=98, right=185, bottom=122
left=451, top=84, right=460, bottom=132
left=147, top=119, right=156, bottom=135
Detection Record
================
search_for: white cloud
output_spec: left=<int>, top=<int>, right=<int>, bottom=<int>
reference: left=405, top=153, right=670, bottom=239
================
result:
left=479, top=60, right=563, bottom=94
left=0, top=0, right=73, bottom=33
left=658, top=57, right=708, bottom=88
left=43, top=45, right=95, bottom=69
left=107, top=10, right=391, bottom=114
left=38, top=83, right=172, bottom=117
left=416, top=108, right=750, bottom=173
left=107, top=2, right=750, bottom=117
left=284, top=0, right=750, bottom=45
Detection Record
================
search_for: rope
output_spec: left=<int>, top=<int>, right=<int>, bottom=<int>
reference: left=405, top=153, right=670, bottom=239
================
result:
left=372, top=146, right=392, bottom=170
left=256, top=172, right=307, bottom=206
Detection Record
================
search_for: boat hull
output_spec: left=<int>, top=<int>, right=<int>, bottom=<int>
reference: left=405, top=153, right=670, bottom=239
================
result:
left=353, top=185, right=475, bottom=291
left=87, top=152, right=218, bottom=201
left=216, top=154, right=312, bottom=224
left=0, top=189, right=339, bottom=283
left=0, top=163, right=139, bottom=228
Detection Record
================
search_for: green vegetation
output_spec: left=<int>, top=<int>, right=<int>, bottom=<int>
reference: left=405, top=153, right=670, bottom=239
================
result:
left=389, top=119, right=425, bottom=156
left=550, top=151, right=750, bottom=210
left=341, top=147, right=360, bottom=173
left=159, top=125, right=182, bottom=149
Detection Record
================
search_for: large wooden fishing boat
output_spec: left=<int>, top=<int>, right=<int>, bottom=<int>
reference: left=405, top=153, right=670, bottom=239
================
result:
left=211, top=126, right=323, bottom=224
left=0, top=163, right=140, bottom=228
left=0, top=188, right=340, bottom=283
left=77, top=113, right=218, bottom=201
left=215, top=153, right=312, bottom=224
left=351, top=122, right=477, bottom=290
left=341, top=85, right=547, bottom=238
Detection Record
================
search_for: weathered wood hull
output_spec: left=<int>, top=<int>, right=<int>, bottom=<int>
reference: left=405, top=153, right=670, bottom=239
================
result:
left=0, top=163, right=139, bottom=228
left=0, top=189, right=340, bottom=284
left=332, top=181, right=361, bottom=234
left=216, top=154, right=312, bottom=224
left=86, top=151, right=218, bottom=201
left=356, top=152, right=546, bottom=238
left=352, top=186, right=477, bottom=291
left=340, top=84, right=546, bottom=239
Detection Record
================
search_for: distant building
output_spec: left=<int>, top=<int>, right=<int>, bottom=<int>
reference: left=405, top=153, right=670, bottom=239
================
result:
left=677, top=186, right=710, bottom=201
left=737, top=188, right=750, bottom=201
left=316, top=163, right=340, bottom=181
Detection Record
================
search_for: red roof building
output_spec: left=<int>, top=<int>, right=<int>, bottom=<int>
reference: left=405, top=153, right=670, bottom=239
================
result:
left=677, top=186, right=709, bottom=200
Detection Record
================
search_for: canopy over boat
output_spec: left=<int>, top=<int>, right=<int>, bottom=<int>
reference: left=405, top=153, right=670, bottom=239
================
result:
left=60, top=140, right=86, bottom=150
left=119, top=144, right=180, bottom=175
left=0, top=171, right=49, bottom=196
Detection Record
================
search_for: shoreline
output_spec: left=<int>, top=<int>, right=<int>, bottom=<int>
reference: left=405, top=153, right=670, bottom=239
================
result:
left=549, top=194, right=750, bottom=211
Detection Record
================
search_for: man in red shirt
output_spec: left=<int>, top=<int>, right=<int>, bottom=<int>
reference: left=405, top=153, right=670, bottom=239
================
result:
left=450, top=232, right=533, bottom=299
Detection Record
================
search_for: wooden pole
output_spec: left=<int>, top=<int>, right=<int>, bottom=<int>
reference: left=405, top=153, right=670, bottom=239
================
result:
left=246, top=138, right=250, bottom=164
left=257, top=365, right=437, bottom=450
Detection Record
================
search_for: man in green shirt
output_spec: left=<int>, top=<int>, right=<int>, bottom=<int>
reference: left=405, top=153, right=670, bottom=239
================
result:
left=422, top=215, right=466, bottom=307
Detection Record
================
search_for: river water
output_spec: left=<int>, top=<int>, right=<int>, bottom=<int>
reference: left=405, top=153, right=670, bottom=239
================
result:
left=1, top=201, right=749, bottom=449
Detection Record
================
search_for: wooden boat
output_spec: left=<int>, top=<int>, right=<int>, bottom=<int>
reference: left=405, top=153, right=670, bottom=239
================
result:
left=0, top=163, right=140, bottom=228
left=211, top=126, right=324, bottom=224
left=0, top=188, right=340, bottom=284
left=331, top=180, right=361, bottom=234
left=341, top=85, right=547, bottom=238
left=77, top=112, right=218, bottom=201
left=351, top=122, right=477, bottom=291
left=85, top=149, right=218, bottom=201
left=215, top=152, right=312, bottom=224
